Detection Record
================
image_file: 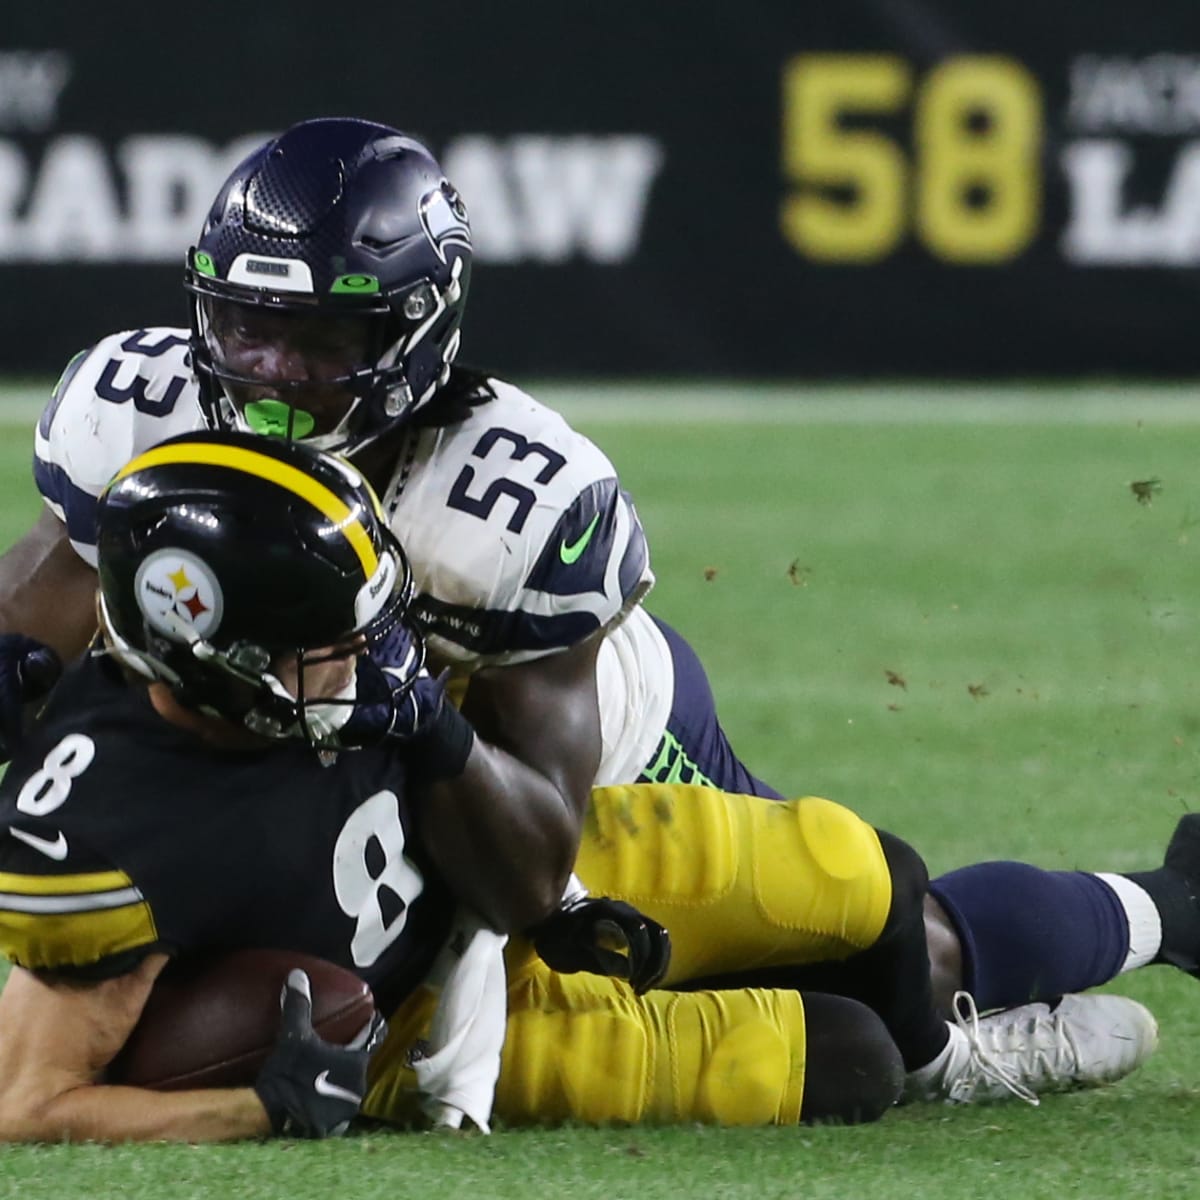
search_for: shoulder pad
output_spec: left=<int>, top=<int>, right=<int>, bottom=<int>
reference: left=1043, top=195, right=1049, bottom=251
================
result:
left=394, top=381, right=654, bottom=665
left=33, top=328, right=205, bottom=566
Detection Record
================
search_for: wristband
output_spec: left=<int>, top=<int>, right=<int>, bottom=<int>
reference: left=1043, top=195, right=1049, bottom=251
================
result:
left=406, top=697, right=476, bottom=781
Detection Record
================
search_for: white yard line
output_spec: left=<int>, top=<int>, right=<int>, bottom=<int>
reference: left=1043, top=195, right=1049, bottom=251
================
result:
left=0, top=380, right=1197, bottom=428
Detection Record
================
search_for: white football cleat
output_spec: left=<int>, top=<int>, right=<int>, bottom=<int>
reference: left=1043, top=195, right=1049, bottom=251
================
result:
left=906, top=991, right=1158, bottom=1106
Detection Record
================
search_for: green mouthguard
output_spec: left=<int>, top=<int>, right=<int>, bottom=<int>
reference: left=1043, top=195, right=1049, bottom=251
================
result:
left=243, top=398, right=316, bottom=440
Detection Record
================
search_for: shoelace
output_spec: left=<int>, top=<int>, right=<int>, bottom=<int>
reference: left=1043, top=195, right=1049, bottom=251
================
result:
left=949, top=990, right=1040, bottom=1107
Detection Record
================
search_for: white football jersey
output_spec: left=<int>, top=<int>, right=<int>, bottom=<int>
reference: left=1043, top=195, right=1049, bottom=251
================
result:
left=33, top=329, right=674, bottom=784
left=383, top=380, right=652, bottom=665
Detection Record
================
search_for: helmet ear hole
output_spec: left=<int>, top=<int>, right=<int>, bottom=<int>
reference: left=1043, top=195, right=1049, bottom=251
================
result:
left=184, top=118, right=472, bottom=456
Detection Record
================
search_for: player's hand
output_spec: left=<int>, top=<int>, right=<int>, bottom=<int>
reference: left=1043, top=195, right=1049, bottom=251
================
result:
left=531, top=896, right=672, bottom=994
left=254, top=969, right=387, bottom=1138
left=0, top=634, right=61, bottom=761
left=336, top=623, right=475, bottom=780
left=339, top=621, right=444, bottom=745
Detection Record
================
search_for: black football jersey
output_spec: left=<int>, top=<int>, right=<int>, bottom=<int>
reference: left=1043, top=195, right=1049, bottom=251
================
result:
left=0, top=654, right=454, bottom=1006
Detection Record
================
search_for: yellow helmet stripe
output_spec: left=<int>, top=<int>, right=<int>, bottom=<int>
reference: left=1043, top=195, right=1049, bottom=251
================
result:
left=114, top=442, right=378, bottom=577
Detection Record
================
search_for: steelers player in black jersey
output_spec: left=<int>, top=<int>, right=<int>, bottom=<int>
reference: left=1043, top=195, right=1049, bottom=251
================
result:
left=0, top=431, right=482, bottom=1139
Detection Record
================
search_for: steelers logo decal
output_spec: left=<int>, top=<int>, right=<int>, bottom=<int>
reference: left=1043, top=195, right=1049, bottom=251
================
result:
left=134, top=548, right=224, bottom=640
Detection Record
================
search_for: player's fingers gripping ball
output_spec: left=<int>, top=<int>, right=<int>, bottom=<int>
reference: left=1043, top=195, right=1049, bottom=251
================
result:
left=253, top=969, right=388, bottom=1139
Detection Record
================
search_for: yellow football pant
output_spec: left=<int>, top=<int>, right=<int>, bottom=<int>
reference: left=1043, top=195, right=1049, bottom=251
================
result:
left=576, top=785, right=892, bottom=981
left=364, top=784, right=892, bottom=1127
left=367, top=959, right=808, bottom=1126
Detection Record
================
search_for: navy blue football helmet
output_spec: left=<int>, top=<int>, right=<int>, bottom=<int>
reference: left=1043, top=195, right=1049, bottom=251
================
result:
left=184, top=118, right=472, bottom=457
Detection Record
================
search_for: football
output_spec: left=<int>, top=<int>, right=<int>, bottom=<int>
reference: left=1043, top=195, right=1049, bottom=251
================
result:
left=107, top=948, right=376, bottom=1091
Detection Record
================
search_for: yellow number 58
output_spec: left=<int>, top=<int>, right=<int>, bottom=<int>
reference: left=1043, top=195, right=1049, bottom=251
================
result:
left=781, top=54, right=1042, bottom=264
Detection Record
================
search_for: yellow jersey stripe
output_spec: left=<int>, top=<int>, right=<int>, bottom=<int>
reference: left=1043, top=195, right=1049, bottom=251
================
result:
left=114, top=442, right=378, bottom=577
left=0, top=904, right=158, bottom=971
left=0, top=868, right=139, bottom=897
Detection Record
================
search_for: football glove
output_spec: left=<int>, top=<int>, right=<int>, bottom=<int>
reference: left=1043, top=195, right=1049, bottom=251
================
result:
left=0, top=634, right=61, bottom=762
left=254, top=969, right=387, bottom=1139
left=338, top=622, right=475, bottom=781
left=339, top=619, right=439, bottom=744
left=531, top=896, right=672, bottom=994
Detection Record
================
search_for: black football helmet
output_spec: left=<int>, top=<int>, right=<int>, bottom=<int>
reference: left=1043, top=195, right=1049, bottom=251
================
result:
left=184, top=117, right=472, bottom=457
left=96, top=430, right=417, bottom=741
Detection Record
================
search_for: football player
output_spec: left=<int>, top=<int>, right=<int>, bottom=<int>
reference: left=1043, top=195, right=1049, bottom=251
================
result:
left=0, top=432, right=968, bottom=1140
left=0, top=118, right=1184, bottom=1087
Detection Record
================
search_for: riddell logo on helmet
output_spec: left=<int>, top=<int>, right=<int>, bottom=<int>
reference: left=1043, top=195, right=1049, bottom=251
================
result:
left=368, top=567, right=390, bottom=598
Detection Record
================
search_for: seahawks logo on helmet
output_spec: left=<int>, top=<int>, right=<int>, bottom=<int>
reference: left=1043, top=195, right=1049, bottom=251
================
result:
left=134, top=549, right=224, bottom=641
left=419, top=183, right=471, bottom=265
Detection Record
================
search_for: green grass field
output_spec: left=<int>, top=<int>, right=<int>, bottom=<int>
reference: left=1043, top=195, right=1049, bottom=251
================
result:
left=1, top=381, right=1200, bottom=1198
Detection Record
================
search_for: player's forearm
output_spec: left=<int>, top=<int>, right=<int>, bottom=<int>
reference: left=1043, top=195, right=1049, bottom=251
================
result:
left=0, top=509, right=100, bottom=659
left=424, top=739, right=578, bottom=932
left=0, top=1084, right=272, bottom=1143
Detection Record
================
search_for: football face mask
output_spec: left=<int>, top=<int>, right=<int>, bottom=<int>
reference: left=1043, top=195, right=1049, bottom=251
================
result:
left=197, top=298, right=388, bottom=449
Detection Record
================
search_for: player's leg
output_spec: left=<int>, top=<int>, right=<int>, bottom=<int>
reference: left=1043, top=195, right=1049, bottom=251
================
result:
left=579, top=784, right=953, bottom=1077
left=361, top=945, right=903, bottom=1126
left=577, top=784, right=894, bottom=982
left=644, top=614, right=1161, bottom=1026
left=579, top=783, right=1157, bottom=1102
left=495, top=953, right=903, bottom=1125
left=928, top=812, right=1200, bottom=1011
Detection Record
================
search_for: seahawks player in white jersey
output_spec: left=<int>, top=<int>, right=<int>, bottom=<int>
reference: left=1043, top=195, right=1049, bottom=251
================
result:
left=4, top=119, right=1200, bottom=1070
left=34, top=328, right=679, bottom=790
left=24, top=118, right=775, bottom=852
left=15, top=117, right=769, bottom=989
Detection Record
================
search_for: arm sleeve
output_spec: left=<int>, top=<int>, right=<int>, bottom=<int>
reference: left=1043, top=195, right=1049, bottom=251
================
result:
left=0, top=833, right=162, bottom=976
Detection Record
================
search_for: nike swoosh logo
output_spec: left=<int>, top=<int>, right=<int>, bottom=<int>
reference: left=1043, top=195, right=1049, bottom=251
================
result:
left=313, top=1070, right=362, bottom=1106
left=9, top=826, right=68, bottom=861
left=560, top=513, right=601, bottom=564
